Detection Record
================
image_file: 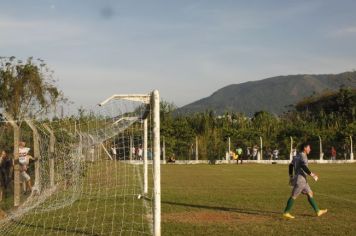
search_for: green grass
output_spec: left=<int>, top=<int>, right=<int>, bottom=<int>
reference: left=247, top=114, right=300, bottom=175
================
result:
left=1, top=161, right=152, bottom=236
left=1, top=163, right=356, bottom=235
left=161, top=163, right=356, bottom=236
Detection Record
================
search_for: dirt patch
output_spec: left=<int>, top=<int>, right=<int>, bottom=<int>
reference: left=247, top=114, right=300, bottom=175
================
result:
left=163, top=210, right=271, bottom=225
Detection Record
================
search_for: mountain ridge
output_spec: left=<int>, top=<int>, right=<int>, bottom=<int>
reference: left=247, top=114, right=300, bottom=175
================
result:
left=176, top=71, right=356, bottom=116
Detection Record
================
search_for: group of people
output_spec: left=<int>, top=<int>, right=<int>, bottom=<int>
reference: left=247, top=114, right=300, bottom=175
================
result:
left=111, top=144, right=144, bottom=160
left=0, top=141, right=36, bottom=200
left=228, top=145, right=280, bottom=163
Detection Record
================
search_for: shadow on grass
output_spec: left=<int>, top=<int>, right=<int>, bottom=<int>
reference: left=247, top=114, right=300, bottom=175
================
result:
left=159, top=200, right=314, bottom=218
left=161, top=200, right=281, bottom=216
left=143, top=196, right=315, bottom=218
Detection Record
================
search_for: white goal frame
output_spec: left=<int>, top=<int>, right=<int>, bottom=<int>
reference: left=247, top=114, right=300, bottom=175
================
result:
left=99, top=89, right=161, bottom=236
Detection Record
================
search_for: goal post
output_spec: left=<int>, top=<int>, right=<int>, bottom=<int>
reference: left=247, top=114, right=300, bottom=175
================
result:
left=98, top=89, right=161, bottom=236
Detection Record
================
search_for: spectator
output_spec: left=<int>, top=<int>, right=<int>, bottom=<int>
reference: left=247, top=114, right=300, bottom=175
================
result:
left=252, top=145, right=258, bottom=160
left=246, top=147, right=251, bottom=160
left=0, top=150, right=12, bottom=199
left=331, top=146, right=336, bottom=161
left=19, top=141, right=36, bottom=195
left=111, top=146, right=117, bottom=158
left=138, top=145, right=143, bottom=161
left=273, top=148, right=279, bottom=160
left=167, top=154, right=176, bottom=163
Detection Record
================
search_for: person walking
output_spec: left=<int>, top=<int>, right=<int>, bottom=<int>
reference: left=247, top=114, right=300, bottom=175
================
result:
left=283, top=142, right=327, bottom=219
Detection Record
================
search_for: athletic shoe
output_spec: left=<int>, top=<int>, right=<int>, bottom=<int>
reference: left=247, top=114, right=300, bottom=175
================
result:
left=283, top=213, right=295, bottom=219
left=317, top=209, right=328, bottom=217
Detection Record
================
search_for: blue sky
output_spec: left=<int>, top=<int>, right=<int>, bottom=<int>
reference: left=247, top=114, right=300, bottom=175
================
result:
left=1, top=0, right=356, bottom=113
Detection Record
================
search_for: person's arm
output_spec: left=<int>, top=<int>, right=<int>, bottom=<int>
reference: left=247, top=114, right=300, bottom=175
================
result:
left=288, top=163, right=294, bottom=177
left=288, top=163, right=294, bottom=185
left=301, top=164, right=318, bottom=181
left=28, top=155, right=37, bottom=161
left=300, top=164, right=311, bottom=175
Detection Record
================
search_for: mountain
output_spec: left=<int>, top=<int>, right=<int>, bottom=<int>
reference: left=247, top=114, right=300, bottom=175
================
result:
left=176, top=71, right=356, bottom=116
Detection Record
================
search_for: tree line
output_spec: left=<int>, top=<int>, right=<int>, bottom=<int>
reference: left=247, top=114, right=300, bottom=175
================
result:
left=161, top=88, right=356, bottom=160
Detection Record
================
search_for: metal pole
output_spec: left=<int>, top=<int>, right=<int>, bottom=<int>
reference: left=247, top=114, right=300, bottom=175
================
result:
left=43, top=124, right=55, bottom=187
left=258, top=136, right=263, bottom=161
left=350, top=136, right=354, bottom=161
left=25, top=119, right=41, bottom=192
left=162, top=136, right=166, bottom=162
left=228, top=137, right=231, bottom=163
left=195, top=136, right=199, bottom=161
left=129, top=136, right=133, bottom=160
left=319, top=136, right=323, bottom=160
left=152, top=90, right=161, bottom=236
left=290, top=137, right=293, bottom=161
left=143, top=118, right=148, bottom=195
left=4, top=113, right=20, bottom=206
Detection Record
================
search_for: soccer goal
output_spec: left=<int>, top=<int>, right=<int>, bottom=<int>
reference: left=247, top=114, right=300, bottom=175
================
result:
left=0, top=90, right=161, bottom=236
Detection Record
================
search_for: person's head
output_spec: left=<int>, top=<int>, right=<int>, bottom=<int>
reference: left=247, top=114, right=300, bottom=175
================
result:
left=19, top=141, right=26, bottom=148
left=1, top=150, right=6, bottom=157
left=299, top=142, right=311, bottom=154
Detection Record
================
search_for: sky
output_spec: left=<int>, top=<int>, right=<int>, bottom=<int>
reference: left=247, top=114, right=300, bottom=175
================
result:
left=1, top=0, right=356, bottom=114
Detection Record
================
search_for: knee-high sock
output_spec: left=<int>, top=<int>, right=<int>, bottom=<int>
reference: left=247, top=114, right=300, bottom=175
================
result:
left=284, top=197, right=295, bottom=213
left=307, top=195, right=320, bottom=212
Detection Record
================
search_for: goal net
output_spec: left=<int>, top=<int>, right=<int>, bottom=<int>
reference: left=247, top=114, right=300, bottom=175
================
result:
left=0, top=90, right=161, bottom=236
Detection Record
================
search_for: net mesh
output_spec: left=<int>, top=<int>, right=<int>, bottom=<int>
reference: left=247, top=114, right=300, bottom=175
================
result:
left=0, top=94, right=154, bottom=236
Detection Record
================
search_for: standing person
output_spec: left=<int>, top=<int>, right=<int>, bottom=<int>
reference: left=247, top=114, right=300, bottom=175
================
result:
left=236, top=146, right=243, bottom=164
left=111, top=145, right=117, bottom=159
left=342, top=144, right=347, bottom=160
left=230, top=151, right=238, bottom=164
left=283, top=143, right=327, bottom=219
left=19, top=141, right=35, bottom=194
left=273, top=148, right=279, bottom=160
left=252, top=145, right=258, bottom=160
left=331, top=146, right=336, bottom=161
left=0, top=150, right=12, bottom=199
left=246, top=147, right=251, bottom=160
left=138, top=145, right=143, bottom=161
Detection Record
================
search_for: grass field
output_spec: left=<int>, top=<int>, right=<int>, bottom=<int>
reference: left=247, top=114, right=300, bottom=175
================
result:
left=1, top=162, right=356, bottom=235
left=161, top=163, right=356, bottom=236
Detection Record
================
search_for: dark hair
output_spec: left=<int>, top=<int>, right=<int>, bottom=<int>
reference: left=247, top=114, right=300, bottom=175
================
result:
left=299, top=142, right=310, bottom=152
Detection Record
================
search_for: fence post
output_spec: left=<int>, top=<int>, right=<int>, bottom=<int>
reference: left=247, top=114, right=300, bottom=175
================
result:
left=129, top=136, right=133, bottom=160
left=43, top=124, right=55, bottom=187
left=25, top=119, right=41, bottom=192
left=162, top=136, right=166, bottom=163
left=350, top=136, right=354, bottom=161
left=258, top=136, right=263, bottom=161
left=195, top=136, right=199, bottom=161
left=290, top=137, right=293, bottom=161
left=319, top=136, right=324, bottom=160
left=4, top=112, right=21, bottom=206
left=227, top=137, right=231, bottom=163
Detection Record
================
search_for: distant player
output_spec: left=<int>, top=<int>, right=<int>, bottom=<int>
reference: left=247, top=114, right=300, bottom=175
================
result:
left=236, top=146, right=243, bottom=164
left=283, top=142, right=327, bottom=219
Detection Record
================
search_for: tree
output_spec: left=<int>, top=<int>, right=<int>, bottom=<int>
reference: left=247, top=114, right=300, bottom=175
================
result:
left=0, top=57, right=65, bottom=120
